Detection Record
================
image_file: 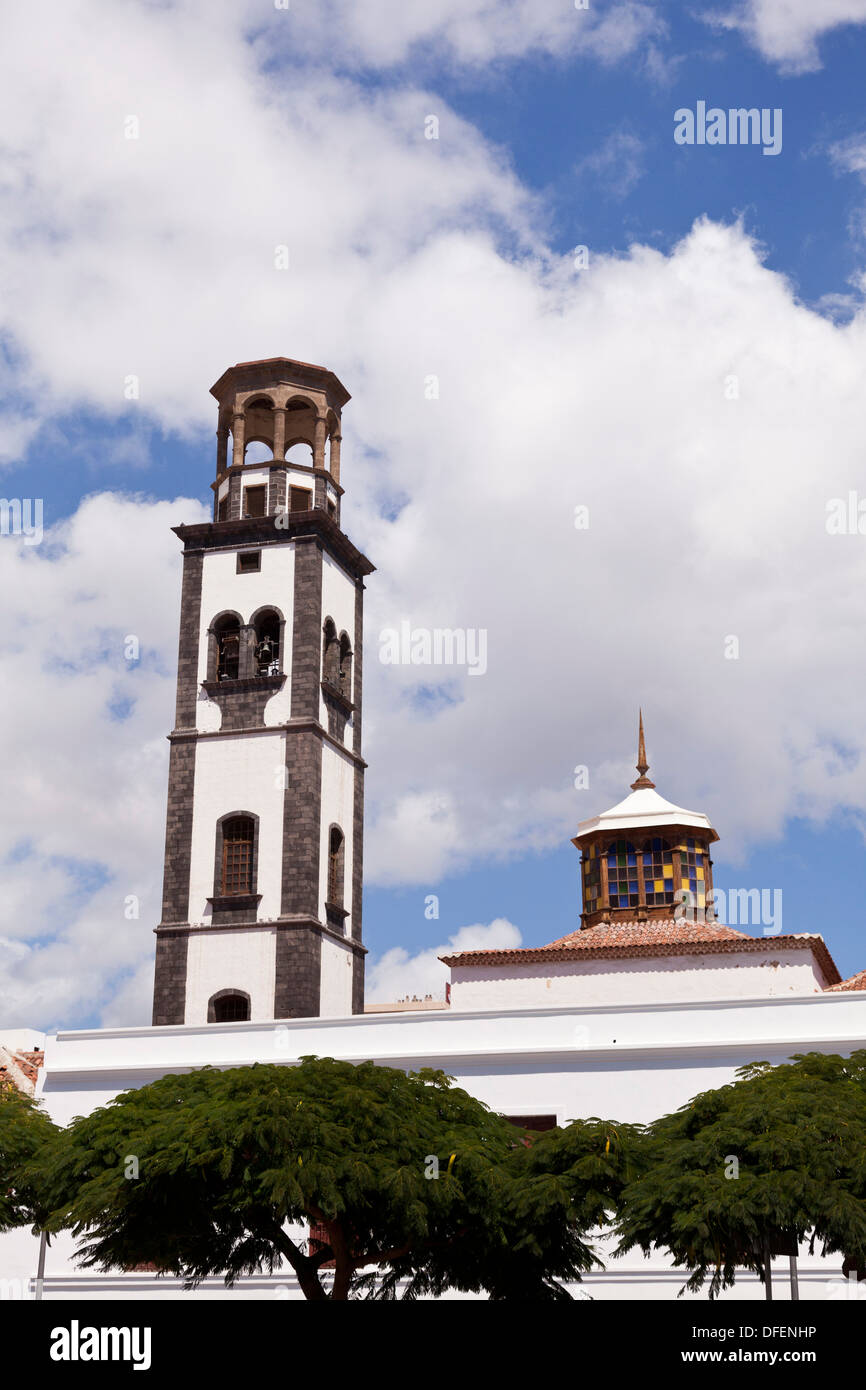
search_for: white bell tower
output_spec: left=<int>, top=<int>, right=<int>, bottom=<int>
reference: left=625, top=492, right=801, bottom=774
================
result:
left=152, top=357, right=374, bottom=1025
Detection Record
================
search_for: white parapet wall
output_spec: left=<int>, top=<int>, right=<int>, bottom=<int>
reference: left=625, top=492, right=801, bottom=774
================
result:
left=2, top=989, right=864, bottom=1300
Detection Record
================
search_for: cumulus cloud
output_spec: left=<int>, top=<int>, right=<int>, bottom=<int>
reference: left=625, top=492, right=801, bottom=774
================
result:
left=366, top=919, right=522, bottom=1002
left=0, top=493, right=208, bottom=1028
left=254, top=0, right=665, bottom=70
left=706, top=0, right=866, bottom=72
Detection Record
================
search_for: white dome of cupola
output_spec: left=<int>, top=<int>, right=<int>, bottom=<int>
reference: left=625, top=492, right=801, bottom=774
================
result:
left=572, top=713, right=718, bottom=929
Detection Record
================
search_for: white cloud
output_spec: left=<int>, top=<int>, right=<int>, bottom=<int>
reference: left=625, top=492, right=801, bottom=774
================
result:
left=0, top=493, right=208, bottom=1028
left=707, top=0, right=866, bottom=72
left=366, top=919, right=522, bottom=1002
left=828, top=133, right=866, bottom=179
left=574, top=131, right=646, bottom=199
left=254, top=0, right=665, bottom=69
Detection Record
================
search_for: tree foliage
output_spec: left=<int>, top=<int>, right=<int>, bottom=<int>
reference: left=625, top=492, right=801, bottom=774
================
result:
left=0, top=1085, right=58, bottom=1231
left=36, top=1057, right=625, bottom=1300
left=615, top=1050, right=866, bottom=1297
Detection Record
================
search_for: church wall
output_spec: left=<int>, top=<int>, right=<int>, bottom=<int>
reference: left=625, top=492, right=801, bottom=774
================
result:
left=187, top=731, right=286, bottom=923
left=36, top=991, right=866, bottom=1128
left=448, top=950, right=826, bottom=1011
left=184, top=926, right=277, bottom=1025
left=15, top=991, right=864, bottom=1297
left=319, top=934, right=355, bottom=1016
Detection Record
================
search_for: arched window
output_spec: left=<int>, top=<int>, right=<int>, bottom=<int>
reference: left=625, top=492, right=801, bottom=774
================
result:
left=221, top=816, right=255, bottom=896
left=642, top=836, right=675, bottom=907
left=215, top=615, right=240, bottom=681
left=254, top=609, right=281, bottom=676
left=605, top=840, right=639, bottom=910
left=328, top=826, right=344, bottom=906
left=209, top=990, right=250, bottom=1023
left=338, top=632, right=353, bottom=699
left=322, top=618, right=340, bottom=686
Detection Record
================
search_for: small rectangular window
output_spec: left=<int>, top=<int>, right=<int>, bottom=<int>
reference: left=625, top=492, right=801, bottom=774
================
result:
left=290, top=486, right=312, bottom=513
left=217, top=495, right=228, bottom=521
left=243, top=485, right=266, bottom=518
left=237, top=550, right=261, bottom=574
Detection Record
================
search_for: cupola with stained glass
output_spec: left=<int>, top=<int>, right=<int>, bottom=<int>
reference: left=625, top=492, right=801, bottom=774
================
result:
left=572, top=714, right=718, bottom=928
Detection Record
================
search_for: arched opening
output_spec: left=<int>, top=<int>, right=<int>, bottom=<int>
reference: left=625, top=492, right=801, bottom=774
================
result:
left=286, top=441, right=314, bottom=466
left=322, top=617, right=340, bottom=686
left=242, top=397, right=274, bottom=464
left=328, top=825, right=345, bottom=907
left=209, top=990, right=251, bottom=1024
left=338, top=632, right=353, bottom=699
left=244, top=441, right=272, bottom=466
left=214, top=614, right=241, bottom=681
left=253, top=609, right=281, bottom=676
left=220, top=815, right=255, bottom=896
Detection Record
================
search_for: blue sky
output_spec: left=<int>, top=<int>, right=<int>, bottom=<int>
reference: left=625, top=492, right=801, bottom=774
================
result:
left=2, top=0, right=866, bottom=1026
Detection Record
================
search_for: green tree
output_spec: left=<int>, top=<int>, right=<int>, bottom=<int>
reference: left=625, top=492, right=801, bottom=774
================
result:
left=467, top=1116, right=648, bottom=1302
left=615, top=1050, right=866, bottom=1298
left=0, top=1086, right=58, bottom=1232
left=36, top=1057, right=620, bottom=1300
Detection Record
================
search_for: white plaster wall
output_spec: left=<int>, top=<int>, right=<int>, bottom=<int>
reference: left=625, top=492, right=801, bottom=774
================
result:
left=285, top=467, right=314, bottom=499
left=449, top=951, right=825, bottom=1011
left=197, top=544, right=295, bottom=732
left=21, top=991, right=866, bottom=1298
left=319, top=935, right=354, bottom=1017
left=35, top=992, right=866, bottom=1127
left=187, top=731, right=286, bottom=923
left=319, top=742, right=355, bottom=932
left=184, top=926, right=276, bottom=1025
left=319, top=552, right=356, bottom=745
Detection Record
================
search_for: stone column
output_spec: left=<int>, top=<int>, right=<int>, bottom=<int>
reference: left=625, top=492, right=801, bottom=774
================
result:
left=329, top=432, right=342, bottom=484
left=216, top=426, right=229, bottom=475
left=273, top=406, right=287, bottom=461
left=240, top=624, right=256, bottom=679
left=231, top=410, right=245, bottom=469
left=313, top=415, right=327, bottom=470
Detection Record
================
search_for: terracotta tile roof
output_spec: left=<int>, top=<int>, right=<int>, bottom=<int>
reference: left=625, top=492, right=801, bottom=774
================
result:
left=825, top=968, right=866, bottom=992
left=547, top=920, right=750, bottom=948
left=440, top=919, right=841, bottom=984
left=0, top=1046, right=44, bottom=1095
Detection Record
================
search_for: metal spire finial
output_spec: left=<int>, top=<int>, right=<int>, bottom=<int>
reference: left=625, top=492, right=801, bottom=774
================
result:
left=630, top=709, right=655, bottom=790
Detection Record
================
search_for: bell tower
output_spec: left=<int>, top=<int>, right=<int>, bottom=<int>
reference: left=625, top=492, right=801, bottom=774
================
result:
left=152, top=357, right=374, bottom=1026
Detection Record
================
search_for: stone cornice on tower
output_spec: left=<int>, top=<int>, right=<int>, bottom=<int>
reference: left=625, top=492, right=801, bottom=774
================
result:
left=210, top=357, right=351, bottom=409
left=172, top=513, right=375, bottom=581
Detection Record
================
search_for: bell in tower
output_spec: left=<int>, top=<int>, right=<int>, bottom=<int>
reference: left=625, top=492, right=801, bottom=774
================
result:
left=152, top=357, right=374, bottom=1026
